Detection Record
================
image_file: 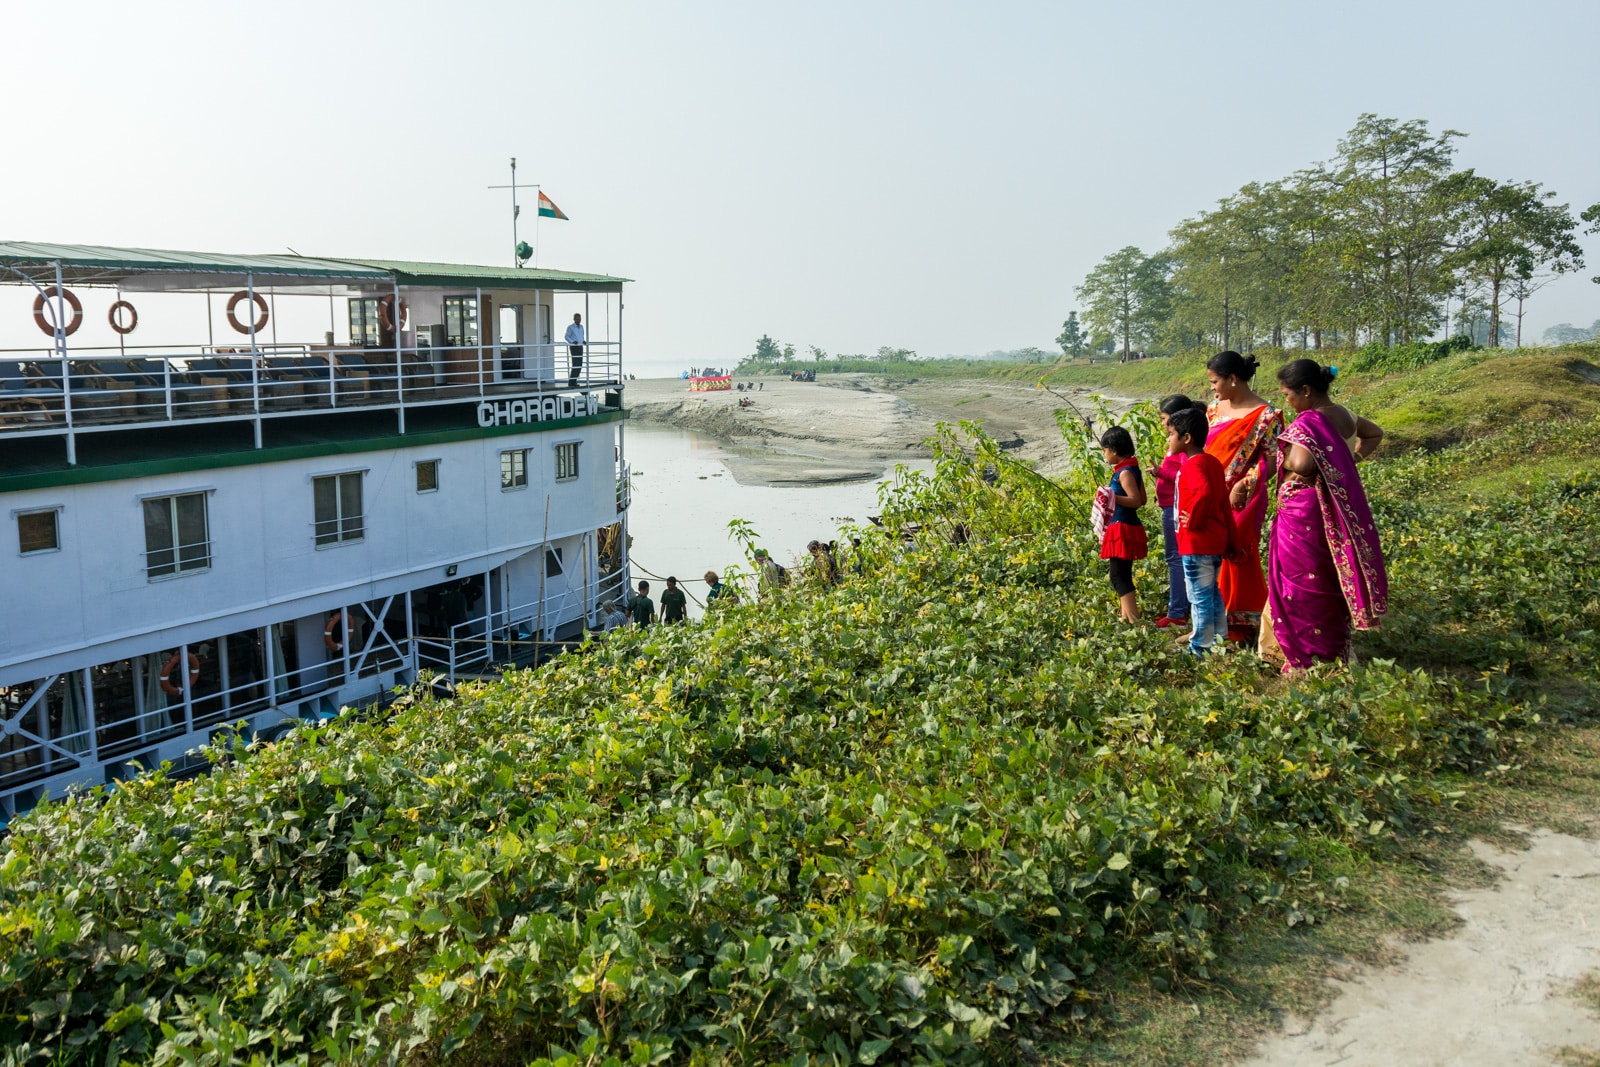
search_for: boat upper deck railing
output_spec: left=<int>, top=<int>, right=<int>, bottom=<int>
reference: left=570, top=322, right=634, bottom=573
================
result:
left=0, top=341, right=623, bottom=442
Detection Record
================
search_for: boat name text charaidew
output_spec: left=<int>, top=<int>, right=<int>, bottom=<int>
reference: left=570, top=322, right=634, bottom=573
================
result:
left=476, top=391, right=601, bottom=427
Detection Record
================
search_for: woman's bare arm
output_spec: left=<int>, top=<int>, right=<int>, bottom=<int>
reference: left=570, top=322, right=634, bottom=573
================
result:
left=1353, top=415, right=1383, bottom=462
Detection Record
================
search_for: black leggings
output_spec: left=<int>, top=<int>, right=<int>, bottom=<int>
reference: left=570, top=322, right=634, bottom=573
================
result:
left=1108, top=558, right=1136, bottom=597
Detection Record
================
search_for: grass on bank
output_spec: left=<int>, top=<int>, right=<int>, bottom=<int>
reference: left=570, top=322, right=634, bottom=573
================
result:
left=2, top=361, right=1599, bottom=1065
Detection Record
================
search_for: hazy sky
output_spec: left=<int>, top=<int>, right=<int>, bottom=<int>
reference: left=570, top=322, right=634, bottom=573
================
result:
left=5, top=0, right=1598, bottom=366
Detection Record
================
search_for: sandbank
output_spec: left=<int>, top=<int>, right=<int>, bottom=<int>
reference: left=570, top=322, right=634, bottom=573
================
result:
left=624, top=374, right=1139, bottom=486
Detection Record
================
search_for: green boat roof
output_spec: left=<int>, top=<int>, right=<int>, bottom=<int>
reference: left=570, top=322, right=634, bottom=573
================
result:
left=0, top=242, right=627, bottom=292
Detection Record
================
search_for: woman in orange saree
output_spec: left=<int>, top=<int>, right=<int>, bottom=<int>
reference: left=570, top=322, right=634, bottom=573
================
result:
left=1204, top=351, right=1284, bottom=641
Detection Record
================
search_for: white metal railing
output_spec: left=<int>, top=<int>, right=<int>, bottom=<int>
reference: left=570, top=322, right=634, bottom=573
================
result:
left=0, top=341, right=623, bottom=441
left=0, top=569, right=629, bottom=815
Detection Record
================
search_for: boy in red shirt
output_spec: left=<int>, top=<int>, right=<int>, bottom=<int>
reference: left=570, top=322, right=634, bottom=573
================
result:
left=1168, top=407, right=1237, bottom=655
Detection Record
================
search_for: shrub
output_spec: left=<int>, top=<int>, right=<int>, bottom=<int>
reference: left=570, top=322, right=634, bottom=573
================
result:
left=1, top=418, right=1592, bottom=1065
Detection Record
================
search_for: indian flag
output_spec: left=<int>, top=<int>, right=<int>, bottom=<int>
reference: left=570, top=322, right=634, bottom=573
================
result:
left=538, top=192, right=568, bottom=220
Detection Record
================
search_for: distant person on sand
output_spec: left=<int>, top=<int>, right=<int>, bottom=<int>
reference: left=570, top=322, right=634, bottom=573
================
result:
left=629, top=579, right=655, bottom=625
left=1096, top=425, right=1148, bottom=623
left=565, top=313, right=585, bottom=387
left=660, top=576, right=688, bottom=623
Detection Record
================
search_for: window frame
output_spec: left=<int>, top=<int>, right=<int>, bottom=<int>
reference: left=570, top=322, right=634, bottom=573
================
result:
left=442, top=296, right=479, bottom=348
left=141, top=491, right=212, bottom=580
left=500, top=448, right=529, bottom=492
left=415, top=459, right=440, bottom=494
left=554, top=441, right=581, bottom=483
left=15, top=506, right=62, bottom=556
left=312, top=470, right=367, bottom=548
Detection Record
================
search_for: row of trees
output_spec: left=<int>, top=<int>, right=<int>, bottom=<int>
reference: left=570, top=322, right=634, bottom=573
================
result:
left=1070, top=115, right=1597, bottom=358
left=743, top=336, right=1059, bottom=366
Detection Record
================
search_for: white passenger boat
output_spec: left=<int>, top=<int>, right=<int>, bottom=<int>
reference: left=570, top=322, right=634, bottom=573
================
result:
left=0, top=242, right=634, bottom=822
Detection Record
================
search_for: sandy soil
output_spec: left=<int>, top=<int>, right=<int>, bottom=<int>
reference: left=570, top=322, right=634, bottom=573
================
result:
left=623, top=374, right=1130, bottom=485
left=1244, top=830, right=1600, bottom=1066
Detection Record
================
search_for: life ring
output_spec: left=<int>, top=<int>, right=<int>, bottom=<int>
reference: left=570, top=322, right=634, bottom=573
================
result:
left=324, top=611, right=349, bottom=653
left=108, top=299, right=139, bottom=335
left=160, top=651, right=200, bottom=697
left=32, top=287, right=83, bottom=337
left=226, top=290, right=269, bottom=335
left=377, top=294, right=408, bottom=332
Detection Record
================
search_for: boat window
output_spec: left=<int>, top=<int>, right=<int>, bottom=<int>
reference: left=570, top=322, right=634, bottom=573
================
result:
left=545, top=547, right=564, bottom=577
left=443, top=297, right=479, bottom=347
left=500, top=449, right=528, bottom=491
left=555, top=442, right=580, bottom=482
left=143, top=493, right=211, bottom=579
left=347, top=299, right=380, bottom=347
left=313, top=472, right=365, bottom=547
left=17, top=509, right=60, bottom=554
left=416, top=459, right=440, bottom=493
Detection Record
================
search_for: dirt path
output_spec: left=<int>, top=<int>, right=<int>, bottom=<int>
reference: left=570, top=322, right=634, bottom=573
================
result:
left=1244, top=829, right=1600, bottom=1067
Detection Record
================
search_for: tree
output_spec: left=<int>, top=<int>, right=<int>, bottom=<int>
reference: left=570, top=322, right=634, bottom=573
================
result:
left=1056, top=311, right=1088, bottom=357
left=751, top=335, right=781, bottom=363
left=781, top=343, right=796, bottom=363
left=808, top=345, right=829, bottom=363
left=1311, top=115, right=1464, bottom=343
left=1586, top=203, right=1600, bottom=283
left=1543, top=321, right=1600, bottom=345
left=1450, top=175, right=1584, bottom=346
left=875, top=346, right=916, bottom=362
left=1076, top=247, right=1172, bottom=360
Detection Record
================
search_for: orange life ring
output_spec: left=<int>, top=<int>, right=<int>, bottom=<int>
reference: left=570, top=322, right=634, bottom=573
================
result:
left=32, top=287, right=83, bottom=337
left=108, top=299, right=139, bottom=335
left=377, top=294, right=408, bottom=332
left=324, top=611, right=348, bottom=653
left=160, top=651, right=200, bottom=697
left=226, top=290, right=269, bottom=335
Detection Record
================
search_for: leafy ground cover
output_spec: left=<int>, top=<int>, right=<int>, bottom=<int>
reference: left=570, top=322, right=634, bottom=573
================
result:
left=2, top=370, right=1599, bottom=1064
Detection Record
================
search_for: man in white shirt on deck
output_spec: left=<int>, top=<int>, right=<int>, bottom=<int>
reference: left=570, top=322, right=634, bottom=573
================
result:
left=565, top=313, right=585, bottom=387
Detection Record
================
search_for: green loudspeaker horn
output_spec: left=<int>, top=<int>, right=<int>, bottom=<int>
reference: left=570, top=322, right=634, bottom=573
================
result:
left=515, top=241, right=533, bottom=264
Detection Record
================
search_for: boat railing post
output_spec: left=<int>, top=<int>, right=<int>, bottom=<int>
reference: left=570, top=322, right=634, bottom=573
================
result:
left=80, top=667, right=100, bottom=766
left=247, top=272, right=263, bottom=447
left=393, top=279, right=406, bottom=434
left=181, top=641, right=195, bottom=736
left=162, top=355, right=173, bottom=420
left=475, top=286, right=484, bottom=397
left=328, top=347, right=338, bottom=409
left=54, top=260, right=76, bottom=465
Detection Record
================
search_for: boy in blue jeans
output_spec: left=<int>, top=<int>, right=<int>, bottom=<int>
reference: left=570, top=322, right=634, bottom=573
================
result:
left=1168, top=407, right=1237, bottom=655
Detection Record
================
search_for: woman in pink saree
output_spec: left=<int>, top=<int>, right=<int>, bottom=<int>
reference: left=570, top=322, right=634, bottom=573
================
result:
left=1268, top=359, right=1388, bottom=670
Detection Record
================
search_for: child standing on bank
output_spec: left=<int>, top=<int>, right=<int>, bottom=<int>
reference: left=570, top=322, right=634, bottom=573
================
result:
left=1097, top=426, right=1148, bottom=623
left=1154, top=394, right=1201, bottom=629
left=1168, top=407, right=1237, bottom=655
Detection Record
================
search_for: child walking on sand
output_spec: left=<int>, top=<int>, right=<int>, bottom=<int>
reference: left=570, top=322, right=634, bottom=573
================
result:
left=1168, top=407, right=1237, bottom=655
left=1097, top=426, right=1148, bottom=623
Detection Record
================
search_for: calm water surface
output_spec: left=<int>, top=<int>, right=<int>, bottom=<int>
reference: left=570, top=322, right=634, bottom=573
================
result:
left=623, top=424, right=927, bottom=617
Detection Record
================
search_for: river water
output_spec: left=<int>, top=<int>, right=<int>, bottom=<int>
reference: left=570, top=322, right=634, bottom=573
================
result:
left=622, top=423, right=927, bottom=617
